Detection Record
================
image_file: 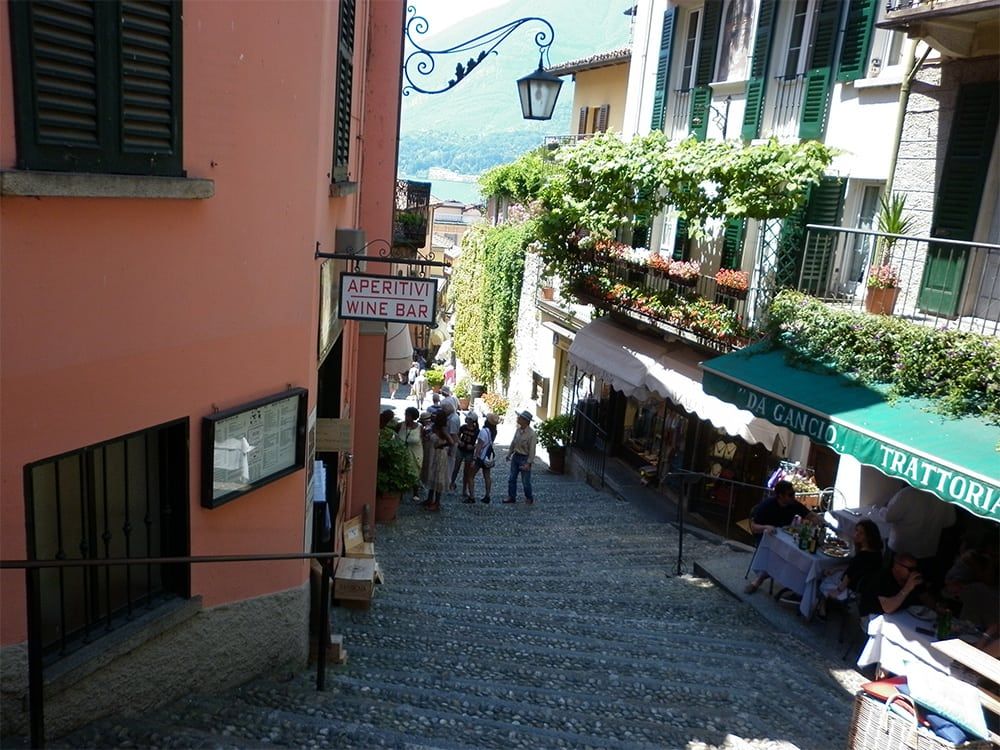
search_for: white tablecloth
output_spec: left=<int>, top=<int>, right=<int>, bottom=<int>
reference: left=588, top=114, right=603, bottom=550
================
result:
left=857, top=612, right=955, bottom=676
left=750, top=529, right=848, bottom=618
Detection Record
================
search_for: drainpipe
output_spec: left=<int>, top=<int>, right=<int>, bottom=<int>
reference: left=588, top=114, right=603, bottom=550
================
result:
left=884, top=40, right=933, bottom=197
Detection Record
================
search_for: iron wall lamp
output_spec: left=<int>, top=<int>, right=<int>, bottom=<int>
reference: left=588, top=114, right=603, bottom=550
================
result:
left=403, top=7, right=563, bottom=121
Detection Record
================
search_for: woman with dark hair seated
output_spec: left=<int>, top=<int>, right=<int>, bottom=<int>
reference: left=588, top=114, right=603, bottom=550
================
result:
left=816, top=519, right=884, bottom=620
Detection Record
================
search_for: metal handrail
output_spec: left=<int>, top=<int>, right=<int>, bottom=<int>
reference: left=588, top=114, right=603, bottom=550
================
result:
left=0, top=550, right=340, bottom=748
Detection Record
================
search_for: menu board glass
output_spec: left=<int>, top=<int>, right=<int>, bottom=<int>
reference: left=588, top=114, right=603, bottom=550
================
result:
left=202, top=388, right=308, bottom=508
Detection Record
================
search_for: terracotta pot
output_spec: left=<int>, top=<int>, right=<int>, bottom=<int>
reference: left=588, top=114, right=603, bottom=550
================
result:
left=540, top=286, right=555, bottom=300
left=547, top=446, right=566, bottom=474
left=374, top=491, right=401, bottom=524
left=864, top=286, right=899, bottom=315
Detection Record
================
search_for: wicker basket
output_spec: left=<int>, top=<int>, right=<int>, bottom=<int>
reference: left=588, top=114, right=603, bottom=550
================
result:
left=846, top=692, right=992, bottom=750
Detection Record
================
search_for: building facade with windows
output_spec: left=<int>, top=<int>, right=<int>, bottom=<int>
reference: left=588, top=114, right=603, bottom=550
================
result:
left=0, top=0, right=405, bottom=740
left=515, top=0, right=997, bottom=535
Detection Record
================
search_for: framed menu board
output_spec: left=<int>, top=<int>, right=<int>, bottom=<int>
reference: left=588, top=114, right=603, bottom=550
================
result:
left=202, top=388, right=308, bottom=508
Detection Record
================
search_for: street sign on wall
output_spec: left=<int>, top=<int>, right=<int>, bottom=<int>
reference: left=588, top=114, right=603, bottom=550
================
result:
left=338, top=272, right=438, bottom=325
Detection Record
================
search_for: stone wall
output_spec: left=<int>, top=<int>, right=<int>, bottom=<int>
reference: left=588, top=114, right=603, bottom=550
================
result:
left=895, top=55, right=1000, bottom=235
left=1, top=582, right=309, bottom=741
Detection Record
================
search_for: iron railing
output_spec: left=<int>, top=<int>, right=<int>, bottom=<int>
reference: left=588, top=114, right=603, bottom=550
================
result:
left=544, top=134, right=590, bottom=149
left=0, top=551, right=339, bottom=748
left=572, top=402, right=609, bottom=488
left=801, top=224, right=1000, bottom=336
left=669, top=89, right=692, bottom=140
left=765, top=74, right=805, bottom=140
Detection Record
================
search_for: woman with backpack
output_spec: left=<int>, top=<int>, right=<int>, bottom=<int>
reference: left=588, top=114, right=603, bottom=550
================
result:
left=468, top=413, right=499, bottom=504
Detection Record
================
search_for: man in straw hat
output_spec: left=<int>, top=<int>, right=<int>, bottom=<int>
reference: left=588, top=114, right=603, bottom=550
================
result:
left=504, top=410, right=537, bottom=505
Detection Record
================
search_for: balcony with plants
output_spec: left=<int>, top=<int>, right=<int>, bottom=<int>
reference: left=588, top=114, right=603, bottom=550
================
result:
left=793, top=193, right=999, bottom=337
left=476, top=132, right=835, bottom=351
left=392, top=179, right=431, bottom=253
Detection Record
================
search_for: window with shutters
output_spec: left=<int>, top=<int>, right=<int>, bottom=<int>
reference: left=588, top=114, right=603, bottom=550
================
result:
left=667, top=9, right=700, bottom=139
left=9, top=0, right=182, bottom=177
left=332, top=0, right=355, bottom=183
left=577, top=106, right=590, bottom=136
left=764, top=0, right=816, bottom=139
left=862, top=4, right=905, bottom=81
left=714, top=0, right=753, bottom=83
left=594, top=104, right=610, bottom=133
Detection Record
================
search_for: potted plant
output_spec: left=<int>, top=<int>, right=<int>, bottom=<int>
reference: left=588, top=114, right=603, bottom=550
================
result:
left=865, top=193, right=914, bottom=315
left=375, top=426, right=420, bottom=523
left=667, top=259, right=701, bottom=288
left=425, top=367, right=445, bottom=392
left=454, top=378, right=472, bottom=410
left=714, top=268, right=749, bottom=298
left=535, top=413, right=574, bottom=474
left=482, top=391, right=509, bottom=416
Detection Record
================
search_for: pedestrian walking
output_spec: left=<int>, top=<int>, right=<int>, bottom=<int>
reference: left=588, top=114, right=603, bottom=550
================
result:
left=440, top=385, right=460, bottom=413
left=441, top=402, right=461, bottom=488
left=412, top=369, right=428, bottom=407
left=452, top=412, right=480, bottom=501
left=470, top=413, right=499, bottom=504
left=397, top=406, right=423, bottom=502
left=422, top=410, right=455, bottom=512
left=407, top=361, right=419, bottom=387
left=504, top=410, right=536, bottom=504
left=386, top=373, right=400, bottom=400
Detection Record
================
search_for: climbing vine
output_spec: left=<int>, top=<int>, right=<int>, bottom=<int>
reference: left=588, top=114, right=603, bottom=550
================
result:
left=451, top=221, right=532, bottom=387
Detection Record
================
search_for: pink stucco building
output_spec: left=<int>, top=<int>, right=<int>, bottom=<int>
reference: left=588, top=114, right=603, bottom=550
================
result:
left=0, top=0, right=404, bottom=739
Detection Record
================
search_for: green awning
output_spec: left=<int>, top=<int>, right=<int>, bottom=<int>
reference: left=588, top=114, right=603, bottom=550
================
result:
left=701, top=345, right=1000, bottom=523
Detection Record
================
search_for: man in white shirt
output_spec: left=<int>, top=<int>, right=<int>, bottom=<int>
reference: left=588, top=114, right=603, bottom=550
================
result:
left=884, top=485, right=956, bottom=571
left=504, top=410, right=537, bottom=504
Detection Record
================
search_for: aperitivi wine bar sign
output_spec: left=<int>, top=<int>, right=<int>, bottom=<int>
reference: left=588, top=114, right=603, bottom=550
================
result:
left=339, top=272, right=438, bottom=325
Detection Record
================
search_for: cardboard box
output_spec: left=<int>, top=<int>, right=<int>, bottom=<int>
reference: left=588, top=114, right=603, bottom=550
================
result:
left=334, top=557, right=376, bottom=601
left=343, top=516, right=375, bottom=558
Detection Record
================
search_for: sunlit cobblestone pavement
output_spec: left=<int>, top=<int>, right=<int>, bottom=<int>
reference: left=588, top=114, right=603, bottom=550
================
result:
left=57, top=462, right=862, bottom=749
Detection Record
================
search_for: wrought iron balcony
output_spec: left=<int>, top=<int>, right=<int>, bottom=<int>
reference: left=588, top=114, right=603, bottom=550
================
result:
left=797, top=224, right=999, bottom=336
left=393, top=179, right=431, bottom=250
left=544, top=134, right=591, bottom=149
left=564, top=251, right=754, bottom=352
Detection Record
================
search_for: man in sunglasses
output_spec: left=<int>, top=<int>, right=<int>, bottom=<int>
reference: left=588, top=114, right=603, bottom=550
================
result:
left=860, top=551, right=931, bottom=617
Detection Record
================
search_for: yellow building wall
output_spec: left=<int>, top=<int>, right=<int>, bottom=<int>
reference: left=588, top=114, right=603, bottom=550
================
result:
left=570, top=63, right=630, bottom=134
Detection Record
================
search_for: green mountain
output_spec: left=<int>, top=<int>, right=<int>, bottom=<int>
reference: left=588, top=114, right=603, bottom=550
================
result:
left=398, top=1, right=632, bottom=181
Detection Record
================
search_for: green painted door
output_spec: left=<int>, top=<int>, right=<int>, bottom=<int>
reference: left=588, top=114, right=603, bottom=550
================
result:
left=918, top=83, right=1000, bottom=316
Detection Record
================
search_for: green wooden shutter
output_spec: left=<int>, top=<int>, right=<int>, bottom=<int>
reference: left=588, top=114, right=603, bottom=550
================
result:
left=10, top=0, right=181, bottom=176
left=741, top=0, right=777, bottom=141
left=837, top=0, right=878, bottom=82
left=798, top=0, right=841, bottom=141
left=694, top=0, right=723, bottom=87
left=650, top=8, right=677, bottom=132
left=688, top=0, right=722, bottom=141
left=333, top=0, right=355, bottom=182
left=918, top=83, right=1000, bottom=316
left=119, top=1, right=182, bottom=175
left=689, top=86, right=712, bottom=141
left=800, top=177, right=846, bottom=294
left=672, top=217, right=689, bottom=261
left=777, top=176, right=845, bottom=288
left=721, top=218, right=746, bottom=269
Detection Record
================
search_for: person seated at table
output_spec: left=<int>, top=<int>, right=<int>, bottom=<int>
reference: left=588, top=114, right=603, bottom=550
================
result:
left=744, top=480, right=818, bottom=594
left=943, top=534, right=999, bottom=630
left=816, top=519, right=884, bottom=620
left=859, top=551, right=933, bottom=617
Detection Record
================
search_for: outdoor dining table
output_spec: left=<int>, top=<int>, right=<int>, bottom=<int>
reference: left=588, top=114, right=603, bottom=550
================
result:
left=857, top=611, right=956, bottom=676
left=749, top=527, right=849, bottom=619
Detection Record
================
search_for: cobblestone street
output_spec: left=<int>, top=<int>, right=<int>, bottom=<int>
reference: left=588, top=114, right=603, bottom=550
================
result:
left=58, top=462, right=864, bottom=749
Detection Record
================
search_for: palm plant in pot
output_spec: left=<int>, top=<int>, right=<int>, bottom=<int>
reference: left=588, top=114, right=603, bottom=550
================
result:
left=375, top=426, right=420, bottom=523
left=535, top=413, right=574, bottom=474
left=866, top=193, right=915, bottom=315
left=454, top=378, right=472, bottom=410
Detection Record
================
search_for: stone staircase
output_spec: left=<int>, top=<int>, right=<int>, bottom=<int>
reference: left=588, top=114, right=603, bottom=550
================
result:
left=52, top=470, right=856, bottom=749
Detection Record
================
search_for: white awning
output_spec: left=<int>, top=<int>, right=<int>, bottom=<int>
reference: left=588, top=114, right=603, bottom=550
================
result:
left=567, top=317, right=790, bottom=452
left=384, top=322, right=413, bottom=376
